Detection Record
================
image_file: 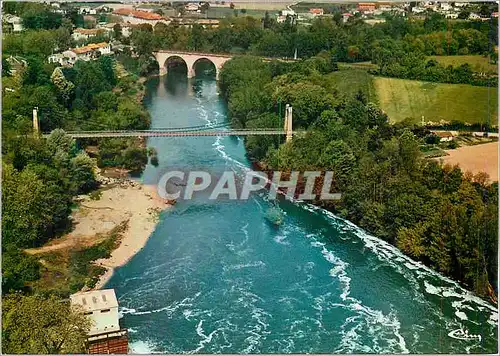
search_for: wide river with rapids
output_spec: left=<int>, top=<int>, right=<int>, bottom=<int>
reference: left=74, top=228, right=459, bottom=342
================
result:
left=105, top=71, right=498, bottom=354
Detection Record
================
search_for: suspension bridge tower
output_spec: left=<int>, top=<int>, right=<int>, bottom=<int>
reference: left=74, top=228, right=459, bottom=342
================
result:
left=284, top=104, right=293, bottom=143
left=33, top=107, right=39, bottom=137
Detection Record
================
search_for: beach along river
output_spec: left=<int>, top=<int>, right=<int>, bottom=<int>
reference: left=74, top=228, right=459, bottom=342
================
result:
left=105, top=72, right=498, bottom=354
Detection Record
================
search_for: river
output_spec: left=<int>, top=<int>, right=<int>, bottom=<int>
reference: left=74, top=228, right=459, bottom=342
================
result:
left=105, top=71, right=498, bottom=354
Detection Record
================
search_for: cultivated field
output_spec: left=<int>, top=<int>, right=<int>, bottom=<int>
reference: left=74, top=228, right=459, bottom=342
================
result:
left=327, top=68, right=377, bottom=102
left=437, top=142, right=499, bottom=182
left=373, top=77, right=498, bottom=124
left=429, top=55, right=498, bottom=74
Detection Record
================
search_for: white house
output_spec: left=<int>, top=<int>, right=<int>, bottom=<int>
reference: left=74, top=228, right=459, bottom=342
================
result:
left=113, top=8, right=168, bottom=26
left=433, top=131, right=454, bottom=142
left=70, top=289, right=120, bottom=336
left=79, top=7, right=97, bottom=15
left=276, top=15, right=286, bottom=23
left=454, top=1, right=470, bottom=7
left=445, top=13, right=459, bottom=19
left=48, top=50, right=78, bottom=66
left=49, top=42, right=111, bottom=65
left=185, top=3, right=201, bottom=12
left=439, top=3, right=453, bottom=11
left=342, top=12, right=353, bottom=23
left=72, top=28, right=108, bottom=42
left=3, top=14, right=23, bottom=32
left=281, top=9, right=296, bottom=16
left=412, top=6, right=426, bottom=13
left=469, top=12, right=481, bottom=20
left=70, top=289, right=128, bottom=354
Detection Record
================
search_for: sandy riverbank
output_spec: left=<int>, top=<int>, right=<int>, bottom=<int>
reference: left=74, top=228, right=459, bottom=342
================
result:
left=25, top=179, right=171, bottom=290
left=91, top=182, right=171, bottom=289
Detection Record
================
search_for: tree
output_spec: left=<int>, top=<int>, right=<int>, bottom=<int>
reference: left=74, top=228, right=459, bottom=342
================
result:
left=113, top=23, right=122, bottom=39
left=2, top=163, right=69, bottom=248
left=2, top=294, right=91, bottom=354
left=200, top=2, right=210, bottom=13
left=70, top=153, right=97, bottom=193
left=98, top=55, right=117, bottom=86
left=51, top=67, right=75, bottom=105
left=21, top=3, right=62, bottom=30
left=121, top=147, right=148, bottom=172
left=2, top=248, right=40, bottom=293
left=46, top=129, right=77, bottom=156
left=2, top=56, right=12, bottom=77
left=131, top=27, right=155, bottom=56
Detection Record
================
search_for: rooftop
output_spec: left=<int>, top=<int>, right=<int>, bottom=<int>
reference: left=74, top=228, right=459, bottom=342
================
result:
left=72, top=42, right=109, bottom=54
left=113, top=8, right=164, bottom=20
left=70, top=289, right=118, bottom=312
left=74, top=28, right=101, bottom=35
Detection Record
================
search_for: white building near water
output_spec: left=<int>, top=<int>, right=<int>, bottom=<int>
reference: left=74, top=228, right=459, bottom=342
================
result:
left=70, top=289, right=120, bottom=336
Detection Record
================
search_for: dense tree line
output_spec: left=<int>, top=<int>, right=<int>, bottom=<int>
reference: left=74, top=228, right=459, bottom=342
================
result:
left=127, top=12, right=497, bottom=70
left=1, top=8, right=156, bottom=352
left=371, top=40, right=497, bottom=86
left=219, top=56, right=498, bottom=300
left=2, top=30, right=151, bottom=296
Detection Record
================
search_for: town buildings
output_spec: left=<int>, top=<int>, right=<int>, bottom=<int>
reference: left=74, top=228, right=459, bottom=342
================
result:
left=357, top=2, right=377, bottom=13
left=309, top=8, right=325, bottom=17
left=185, top=3, right=201, bottom=12
left=112, top=8, right=169, bottom=26
left=48, top=42, right=111, bottom=66
left=72, top=28, right=110, bottom=42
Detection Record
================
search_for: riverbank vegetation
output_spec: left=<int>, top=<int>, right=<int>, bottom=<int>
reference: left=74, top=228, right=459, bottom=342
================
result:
left=2, top=7, right=154, bottom=351
left=2, top=3, right=498, bottom=350
left=126, top=10, right=497, bottom=87
left=219, top=55, right=498, bottom=302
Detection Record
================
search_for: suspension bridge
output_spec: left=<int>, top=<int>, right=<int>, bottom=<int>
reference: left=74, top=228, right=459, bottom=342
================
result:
left=36, top=105, right=295, bottom=141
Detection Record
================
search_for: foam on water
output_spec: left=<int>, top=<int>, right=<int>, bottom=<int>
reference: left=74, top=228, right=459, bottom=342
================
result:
left=189, top=320, right=221, bottom=353
left=299, top=202, right=498, bottom=344
left=129, top=340, right=160, bottom=354
left=123, top=77, right=497, bottom=354
left=307, top=233, right=410, bottom=353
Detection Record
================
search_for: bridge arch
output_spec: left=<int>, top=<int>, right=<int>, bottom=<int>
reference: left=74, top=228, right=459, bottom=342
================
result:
left=153, top=51, right=232, bottom=80
left=192, top=57, right=216, bottom=78
left=163, top=55, right=189, bottom=76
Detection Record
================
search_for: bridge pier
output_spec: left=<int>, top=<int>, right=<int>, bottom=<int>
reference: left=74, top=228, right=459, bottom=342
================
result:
left=187, top=67, right=195, bottom=79
left=159, top=67, right=167, bottom=77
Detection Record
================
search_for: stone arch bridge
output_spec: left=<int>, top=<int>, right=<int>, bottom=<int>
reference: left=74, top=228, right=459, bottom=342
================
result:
left=153, top=50, right=232, bottom=80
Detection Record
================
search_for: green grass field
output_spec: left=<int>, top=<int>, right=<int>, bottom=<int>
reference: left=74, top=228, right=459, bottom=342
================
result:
left=428, top=55, right=498, bottom=74
left=373, top=77, right=498, bottom=124
left=326, top=69, right=377, bottom=102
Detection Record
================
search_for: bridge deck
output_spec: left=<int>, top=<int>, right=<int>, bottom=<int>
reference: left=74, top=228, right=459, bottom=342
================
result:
left=42, top=130, right=294, bottom=138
